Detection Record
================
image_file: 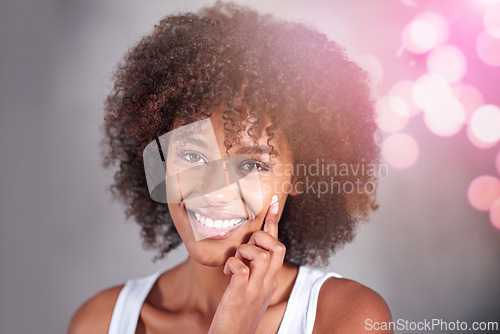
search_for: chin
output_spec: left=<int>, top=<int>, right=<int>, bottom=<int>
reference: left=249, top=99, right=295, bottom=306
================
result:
left=185, top=238, right=240, bottom=267
left=185, top=222, right=265, bottom=267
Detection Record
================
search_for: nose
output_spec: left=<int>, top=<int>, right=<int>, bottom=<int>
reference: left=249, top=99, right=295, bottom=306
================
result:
left=199, top=159, right=241, bottom=206
left=201, top=182, right=241, bottom=206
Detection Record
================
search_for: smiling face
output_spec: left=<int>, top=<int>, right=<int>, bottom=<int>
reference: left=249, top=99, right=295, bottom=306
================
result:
left=163, top=108, right=295, bottom=266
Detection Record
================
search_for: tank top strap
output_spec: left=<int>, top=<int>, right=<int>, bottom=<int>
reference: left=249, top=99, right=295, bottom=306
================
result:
left=278, top=266, right=342, bottom=334
left=108, top=269, right=165, bottom=334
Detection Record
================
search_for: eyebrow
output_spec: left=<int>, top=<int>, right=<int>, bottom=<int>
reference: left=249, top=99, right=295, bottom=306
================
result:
left=173, top=136, right=209, bottom=149
left=173, top=136, right=276, bottom=156
left=236, top=145, right=275, bottom=156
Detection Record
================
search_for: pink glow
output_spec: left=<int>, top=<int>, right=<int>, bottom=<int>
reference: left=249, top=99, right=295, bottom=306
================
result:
left=381, top=133, right=419, bottom=169
left=469, top=105, right=500, bottom=143
left=390, top=80, right=420, bottom=117
left=453, top=84, right=485, bottom=122
left=413, top=74, right=453, bottom=110
left=467, top=175, right=500, bottom=211
left=423, top=97, right=466, bottom=137
left=426, top=45, right=467, bottom=83
left=354, top=54, right=383, bottom=88
left=476, top=31, right=500, bottom=67
left=490, top=198, right=500, bottom=230
left=376, top=95, right=410, bottom=133
left=484, top=6, right=500, bottom=38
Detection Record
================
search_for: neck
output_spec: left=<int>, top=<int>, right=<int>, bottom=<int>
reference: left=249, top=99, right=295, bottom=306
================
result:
left=179, top=256, right=231, bottom=316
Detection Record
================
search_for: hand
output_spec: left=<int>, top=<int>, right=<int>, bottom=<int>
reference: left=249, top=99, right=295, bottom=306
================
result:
left=208, top=195, right=286, bottom=334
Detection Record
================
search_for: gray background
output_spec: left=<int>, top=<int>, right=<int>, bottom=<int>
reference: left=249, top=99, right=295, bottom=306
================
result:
left=1, top=0, right=499, bottom=333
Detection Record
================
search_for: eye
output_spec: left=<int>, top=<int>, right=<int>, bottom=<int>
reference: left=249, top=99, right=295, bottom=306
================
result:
left=240, top=160, right=270, bottom=173
left=180, top=151, right=207, bottom=164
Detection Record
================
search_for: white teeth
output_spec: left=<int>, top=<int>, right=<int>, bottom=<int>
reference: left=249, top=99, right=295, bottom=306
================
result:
left=192, top=211, right=245, bottom=229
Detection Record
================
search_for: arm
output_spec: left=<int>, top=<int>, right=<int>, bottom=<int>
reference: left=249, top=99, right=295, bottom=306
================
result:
left=314, top=278, right=393, bottom=334
left=67, top=285, right=123, bottom=334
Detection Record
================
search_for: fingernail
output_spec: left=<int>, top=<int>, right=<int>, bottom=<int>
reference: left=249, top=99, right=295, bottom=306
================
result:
left=270, top=194, right=278, bottom=205
left=270, top=201, right=279, bottom=215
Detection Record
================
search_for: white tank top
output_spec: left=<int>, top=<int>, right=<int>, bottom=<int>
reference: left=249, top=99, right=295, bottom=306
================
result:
left=108, top=265, right=342, bottom=334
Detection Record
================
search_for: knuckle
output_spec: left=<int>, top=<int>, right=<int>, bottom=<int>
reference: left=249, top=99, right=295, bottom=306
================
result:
left=238, top=266, right=249, bottom=276
left=274, top=243, right=286, bottom=255
left=227, top=256, right=238, bottom=265
left=258, top=250, right=270, bottom=262
left=229, top=257, right=249, bottom=275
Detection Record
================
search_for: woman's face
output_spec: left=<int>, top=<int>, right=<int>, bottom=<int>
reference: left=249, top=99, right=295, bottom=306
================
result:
left=165, top=109, right=295, bottom=266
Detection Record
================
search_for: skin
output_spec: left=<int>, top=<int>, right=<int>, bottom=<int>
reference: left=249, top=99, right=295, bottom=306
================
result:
left=68, top=109, right=393, bottom=334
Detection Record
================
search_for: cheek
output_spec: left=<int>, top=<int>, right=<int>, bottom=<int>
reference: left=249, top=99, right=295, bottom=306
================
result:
left=260, top=166, right=294, bottom=198
left=167, top=203, right=182, bottom=228
left=237, top=174, right=264, bottom=217
left=245, top=172, right=293, bottom=221
left=167, top=203, right=191, bottom=237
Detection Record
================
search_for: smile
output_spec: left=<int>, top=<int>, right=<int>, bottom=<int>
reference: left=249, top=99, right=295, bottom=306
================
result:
left=193, top=212, right=246, bottom=228
left=186, top=208, right=250, bottom=240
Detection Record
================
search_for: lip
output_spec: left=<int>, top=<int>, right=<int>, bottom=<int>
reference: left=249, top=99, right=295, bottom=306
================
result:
left=186, top=209, right=248, bottom=240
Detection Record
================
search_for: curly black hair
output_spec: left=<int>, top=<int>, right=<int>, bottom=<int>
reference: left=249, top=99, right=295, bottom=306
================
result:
left=102, top=1, right=380, bottom=267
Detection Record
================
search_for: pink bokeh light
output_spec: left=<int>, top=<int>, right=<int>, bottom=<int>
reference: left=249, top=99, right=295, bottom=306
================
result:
left=467, top=175, right=500, bottom=211
left=381, top=133, right=419, bottom=169
left=402, top=12, right=449, bottom=54
left=476, top=30, right=500, bottom=67
left=490, top=198, right=500, bottom=230
left=426, top=44, right=467, bottom=83
left=467, top=125, right=498, bottom=149
left=423, top=97, right=466, bottom=137
left=469, top=105, right=500, bottom=143
left=390, top=80, right=420, bottom=117
left=375, top=95, right=410, bottom=133
left=484, top=6, right=500, bottom=38
left=413, top=73, right=453, bottom=111
left=403, top=20, right=438, bottom=54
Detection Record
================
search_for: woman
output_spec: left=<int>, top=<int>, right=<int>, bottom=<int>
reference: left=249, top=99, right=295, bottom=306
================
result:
left=69, top=2, right=392, bottom=333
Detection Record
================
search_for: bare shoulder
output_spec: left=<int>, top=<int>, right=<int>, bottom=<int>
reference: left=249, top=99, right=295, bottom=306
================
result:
left=67, top=284, right=124, bottom=334
left=313, top=276, right=393, bottom=334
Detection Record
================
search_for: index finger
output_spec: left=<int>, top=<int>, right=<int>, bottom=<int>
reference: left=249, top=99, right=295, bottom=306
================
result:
left=263, top=194, right=280, bottom=239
